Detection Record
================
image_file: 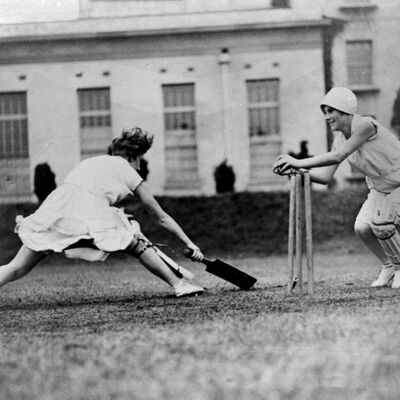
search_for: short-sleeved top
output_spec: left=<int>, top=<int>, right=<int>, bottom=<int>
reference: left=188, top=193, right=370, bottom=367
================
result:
left=332, top=114, right=400, bottom=193
left=65, top=155, right=143, bottom=205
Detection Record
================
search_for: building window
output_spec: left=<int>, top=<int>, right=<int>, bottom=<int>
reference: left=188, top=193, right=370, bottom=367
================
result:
left=247, top=79, right=280, bottom=137
left=91, top=0, right=181, bottom=2
left=247, top=79, right=282, bottom=185
left=162, top=83, right=200, bottom=189
left=78, top=88, right=112, bottom=159
left=342, top=0, right=373, bottom=3
left=0, top=92, right=30, bottom=200
left=271, top=0, right=290, bottom=8
left=346, top=40, right=373, bottom=85
left=339, top=0, right=377, bottom=10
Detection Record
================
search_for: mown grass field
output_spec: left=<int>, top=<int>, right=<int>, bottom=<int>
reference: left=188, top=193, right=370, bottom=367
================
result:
left=2, top=239, right=400, bottom=400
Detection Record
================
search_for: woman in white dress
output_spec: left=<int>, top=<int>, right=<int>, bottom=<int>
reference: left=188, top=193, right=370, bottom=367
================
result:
left=273, top=87, right=400, bottom=289
left=0, top=127, right=204, bottom=297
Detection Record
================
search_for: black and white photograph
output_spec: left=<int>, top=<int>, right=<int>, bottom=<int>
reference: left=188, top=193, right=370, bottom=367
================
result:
left=1, top=0, right=400, bottom=399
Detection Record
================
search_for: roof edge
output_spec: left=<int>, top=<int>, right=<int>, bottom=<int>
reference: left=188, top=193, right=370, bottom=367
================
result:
left=0, top=18, right=336, bottom=44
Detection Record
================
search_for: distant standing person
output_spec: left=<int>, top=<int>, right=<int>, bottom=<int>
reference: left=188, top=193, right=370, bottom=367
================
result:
left=273, top=87, right=400, bottom=289
left=0, top=127, right=204, bottom=297
left=288, top=140, right=312, bottom=160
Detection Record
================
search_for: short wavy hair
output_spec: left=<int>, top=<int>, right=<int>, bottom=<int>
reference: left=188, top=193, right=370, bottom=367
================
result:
left=107, top=127, right=154, bottom=160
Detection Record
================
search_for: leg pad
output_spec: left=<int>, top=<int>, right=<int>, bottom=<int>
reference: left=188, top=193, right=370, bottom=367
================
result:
left=377, top=231, right=400, bottom=265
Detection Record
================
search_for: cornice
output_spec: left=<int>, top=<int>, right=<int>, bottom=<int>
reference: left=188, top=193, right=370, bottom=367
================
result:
left=0, top=13, right=338, bottom=44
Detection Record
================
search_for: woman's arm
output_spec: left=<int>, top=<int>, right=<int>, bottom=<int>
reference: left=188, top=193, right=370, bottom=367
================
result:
left=309, top=165, right=339, bottom=185
left=133, top=182, right=203, bottom=260
left=273, top=121, right=376, bottom=173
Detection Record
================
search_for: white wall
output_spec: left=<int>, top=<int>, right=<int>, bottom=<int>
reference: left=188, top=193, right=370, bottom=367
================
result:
left=86, top=0, right=296, bottom=18
left=0, top=38, right=326, bottom=195
left=0, top=0, right=326, bottom=24
left=0, top=0, right=79, bottom=24
left=0, top=0, right=333, bottom=196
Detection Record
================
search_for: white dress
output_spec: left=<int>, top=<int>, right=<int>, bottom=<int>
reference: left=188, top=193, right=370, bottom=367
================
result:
left=16, top=155, right=143, bottom=254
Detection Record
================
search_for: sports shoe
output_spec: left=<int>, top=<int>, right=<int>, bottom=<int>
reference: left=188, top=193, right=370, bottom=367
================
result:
left=392, top=271, right=400, bottom=289
left=370, top=266, right=395, bottom=287
left=174, top=279, right=204, bottom=298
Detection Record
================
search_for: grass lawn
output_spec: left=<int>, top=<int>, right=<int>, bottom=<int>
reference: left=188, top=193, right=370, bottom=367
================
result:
left=1, top=240, right=400, bottom=400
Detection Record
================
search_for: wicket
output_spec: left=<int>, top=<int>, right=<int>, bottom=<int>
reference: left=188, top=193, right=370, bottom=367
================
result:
left=287, top=170, right=314, bottom=295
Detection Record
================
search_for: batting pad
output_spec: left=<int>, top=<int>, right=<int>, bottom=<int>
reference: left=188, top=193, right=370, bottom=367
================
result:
left=378, top=231, right=400, bottom=265
left=154, top=246, right=195, bottom=280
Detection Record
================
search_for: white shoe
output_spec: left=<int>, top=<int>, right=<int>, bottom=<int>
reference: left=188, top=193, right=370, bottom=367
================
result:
left=370, top=267, right=395, bottom=287
left=174, top=280, right=204, bottom=298
left=392, top=271, right=400, bottom=289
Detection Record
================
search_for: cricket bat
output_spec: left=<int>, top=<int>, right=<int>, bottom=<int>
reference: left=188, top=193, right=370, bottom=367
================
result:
left=184, top=250, right=257, bottom=290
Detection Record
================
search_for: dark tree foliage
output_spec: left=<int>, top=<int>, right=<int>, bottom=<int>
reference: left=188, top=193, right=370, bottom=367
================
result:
left=34, top=163, right=56, bottom=204
left=214, top=160, right=235, bottom=193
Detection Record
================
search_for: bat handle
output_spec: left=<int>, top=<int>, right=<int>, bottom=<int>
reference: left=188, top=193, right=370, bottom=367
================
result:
left=184, top=248, right=198, bottom=259
left=184, top=248, right=208, bottom=264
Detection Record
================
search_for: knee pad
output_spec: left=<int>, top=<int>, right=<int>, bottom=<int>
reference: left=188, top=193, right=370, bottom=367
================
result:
left=129, top=235, right=154, bottom=258
left=371, top=193, right=398, bottom=238
left=371, top=211, right=396, bottom=240
left=371, top=221, right=396, bottom=240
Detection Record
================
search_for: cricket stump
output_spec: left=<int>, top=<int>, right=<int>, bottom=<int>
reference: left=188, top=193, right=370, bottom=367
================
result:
left=287, top=169, right=314, bottom=295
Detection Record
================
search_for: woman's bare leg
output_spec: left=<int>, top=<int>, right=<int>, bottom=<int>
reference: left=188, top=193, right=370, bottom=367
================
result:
left=132, top=245, right=181, bottom=287
left=125, top=239, right=203, bottom=296
left=0, top=245, right=47, bottom=287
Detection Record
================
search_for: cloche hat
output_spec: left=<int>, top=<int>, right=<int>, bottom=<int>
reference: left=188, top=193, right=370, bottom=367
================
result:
left=320, top=87, right=357, bottom=115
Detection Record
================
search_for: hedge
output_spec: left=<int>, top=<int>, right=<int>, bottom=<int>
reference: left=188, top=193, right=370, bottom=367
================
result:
left=0, top=187, right=368, bottom=262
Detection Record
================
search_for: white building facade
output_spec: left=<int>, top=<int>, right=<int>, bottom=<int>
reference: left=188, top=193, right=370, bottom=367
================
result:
left=322, top=0, right=400, bottom=186
left=0, top=0, right=398, bottom=201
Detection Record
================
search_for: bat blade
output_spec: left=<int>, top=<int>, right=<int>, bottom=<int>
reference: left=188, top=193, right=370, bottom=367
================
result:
left=203, top=258, right=257, bottom=290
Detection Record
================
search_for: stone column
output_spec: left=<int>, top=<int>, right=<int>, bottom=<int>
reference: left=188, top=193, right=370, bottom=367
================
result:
left=218, top=48, right=232, bottom=162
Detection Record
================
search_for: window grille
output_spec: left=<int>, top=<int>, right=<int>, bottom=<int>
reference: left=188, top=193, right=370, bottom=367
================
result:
left=78, top=88, right=112, bottom=159
left=0, top=92, right=30, bottom=200
left=341, top=0, right=374, bottom=5
left=247, top=79, right=280, bottom=137
left=271, top=0, right=290, bottom=8
left=247, top=79, right=282, bottom=185
left=162, top=84, right=199, bottom=188
left=347, top=40, right=373, bottom=85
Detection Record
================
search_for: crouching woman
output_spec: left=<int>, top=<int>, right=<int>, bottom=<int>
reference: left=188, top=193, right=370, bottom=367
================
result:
left=0, top=127, right=204, bottom=298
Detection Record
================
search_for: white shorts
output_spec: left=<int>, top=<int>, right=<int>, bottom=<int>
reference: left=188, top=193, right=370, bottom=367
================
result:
left=356, top=188, right=400, bottom=226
